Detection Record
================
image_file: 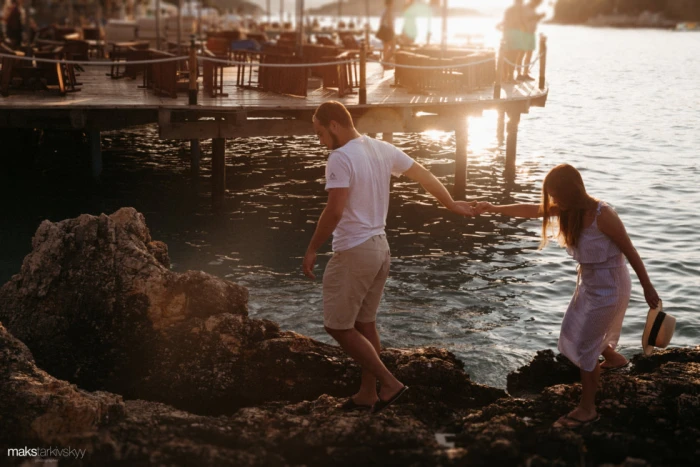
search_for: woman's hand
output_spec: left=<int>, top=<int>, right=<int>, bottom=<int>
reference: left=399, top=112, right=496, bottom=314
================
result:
left=475, top=201, right=495, bottom=214
left=643, top=282, right=660, bottom=309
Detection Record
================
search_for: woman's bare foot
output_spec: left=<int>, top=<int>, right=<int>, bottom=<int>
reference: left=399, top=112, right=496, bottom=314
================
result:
left=600, top=347, right=629, bottom=370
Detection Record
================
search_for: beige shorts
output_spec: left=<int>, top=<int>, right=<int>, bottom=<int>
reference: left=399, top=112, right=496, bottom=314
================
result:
left=323, top=235, right=391, bottom=330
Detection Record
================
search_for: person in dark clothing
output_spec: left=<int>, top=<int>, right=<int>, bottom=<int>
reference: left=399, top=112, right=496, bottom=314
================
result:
left=5, top=0, right=23, bottom=48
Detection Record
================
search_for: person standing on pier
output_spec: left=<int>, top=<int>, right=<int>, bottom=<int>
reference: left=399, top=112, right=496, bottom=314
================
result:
left=377, top=0, right=396, bottom=69
left=519, top=0, right=546, bottom=81
left=499, top=0, right=526, bottom=83
left=476, top=164, right=660, bottom=428
left=303, top=101, right=476, bottom=413
left=4, top=0, right=23, bottom=48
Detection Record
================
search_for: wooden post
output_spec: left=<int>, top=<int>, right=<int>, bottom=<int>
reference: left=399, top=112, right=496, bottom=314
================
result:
left=382, top=132, right=393, bottom=143
left=189, top=35, right=198, bottom=105
left=493, top=42, right=504, bottom=99
left=88, top=130, right=102, bottom=180
left=454, top=118, right=468, bottom=200
left=190, top=139, right=200, bottom=176
left=359, top=44, right=367, bottom=105
left=156, top=0, right=161, bottom=50
left=505, top=112, right=520, bottom=179
left=177, top=0, right=183, bottom=55
left=538, top=35, right=548, bottom=91
left=365, top=0, right=370, bottom=47
left=497, top=110, right=505, bottom=146
left=212, top=138, right=226, bottom=199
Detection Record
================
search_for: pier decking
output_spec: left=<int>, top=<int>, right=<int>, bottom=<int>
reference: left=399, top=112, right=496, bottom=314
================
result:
left=0, top=50, right=549, bottom=200
left=0, top=62, right=546, bottom=131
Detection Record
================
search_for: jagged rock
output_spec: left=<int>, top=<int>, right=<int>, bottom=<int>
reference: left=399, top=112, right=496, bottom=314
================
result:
left=0, top=208, right=504, bottom=415
left=2, top=317, right=699, bottom=466
left=0, top=322, right=124, bottom=447
left=454, top=349, right=700, bottom=466
left=506, top=349, right=580, bottom=396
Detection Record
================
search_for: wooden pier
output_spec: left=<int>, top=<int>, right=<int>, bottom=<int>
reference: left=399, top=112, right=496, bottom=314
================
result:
left=0, top=45, right=548, bottom=201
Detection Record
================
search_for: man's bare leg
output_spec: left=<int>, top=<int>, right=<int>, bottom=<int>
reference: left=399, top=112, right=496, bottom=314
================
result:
left=325, top=326, right=404, bottom=405
left=352, top=321, right=382, bottom=404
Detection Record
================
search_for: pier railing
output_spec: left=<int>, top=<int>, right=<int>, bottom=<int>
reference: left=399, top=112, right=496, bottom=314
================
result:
left=0, top=35, right=548, bottom=102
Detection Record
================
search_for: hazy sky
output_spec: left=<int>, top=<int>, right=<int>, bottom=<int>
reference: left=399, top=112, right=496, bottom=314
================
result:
left=250, top=1, right=515, bottom=16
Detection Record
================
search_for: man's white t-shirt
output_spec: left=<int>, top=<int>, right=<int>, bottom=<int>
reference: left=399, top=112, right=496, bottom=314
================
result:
left=324, top=135, right=414, bottom=252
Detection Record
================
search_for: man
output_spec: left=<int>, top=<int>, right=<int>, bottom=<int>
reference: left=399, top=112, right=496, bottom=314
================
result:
left=499, top=0, right=526, bottom=83
left=303, top=101, right=475, bottom=413
left=519, top=0, right=546, bottom=81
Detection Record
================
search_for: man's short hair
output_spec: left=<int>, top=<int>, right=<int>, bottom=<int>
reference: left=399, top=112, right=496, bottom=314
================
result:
left=313, top=101, right=354, bottom=129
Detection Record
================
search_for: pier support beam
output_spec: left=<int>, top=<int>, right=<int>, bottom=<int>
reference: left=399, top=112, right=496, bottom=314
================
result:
left=454, top=118, right=468, bottom=200
left=497, top=110, right=505, bottom=146
left=190, top=139, right=200, bottom=176
left=88, top=130, right=102, bottom=180
left=212, top=138, right=226, bottom=201
left=382, top=132, right=393, bottom=143
left=505, top=112, right=520, bottom=180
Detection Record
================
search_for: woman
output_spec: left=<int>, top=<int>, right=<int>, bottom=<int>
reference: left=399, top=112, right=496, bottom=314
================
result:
left=477, top=164, right=660, bottom=428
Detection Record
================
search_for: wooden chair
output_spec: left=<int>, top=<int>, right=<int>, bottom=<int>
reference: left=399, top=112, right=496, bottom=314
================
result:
left=108, top=41, right=150, bottom=79
left=233, top=49, right=262, bottom=89
left=302, top=44, right=339, bottom=79
left=82, top=27, right=106, bottom=58
left=319, top=50, right=358, bottom=97
left=258, top=52, right=307, bottom=97
left=203, top=37, right=231, bottom=97
left=315, top=35, right=336, bottom=47
left=1, top=46, right=77, bottom=96
left=150, top=50, right=188, bottom=98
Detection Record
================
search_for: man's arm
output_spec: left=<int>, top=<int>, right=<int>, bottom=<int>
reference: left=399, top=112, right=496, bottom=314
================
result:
left=302, top=188, right=349, bottom=279
left=402, top=162, right=474, bottom=216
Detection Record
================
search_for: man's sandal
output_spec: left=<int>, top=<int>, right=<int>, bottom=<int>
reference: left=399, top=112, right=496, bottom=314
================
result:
left=553, top=413, right=601, bottom=429
left=371, top=386, right=409, bottom=414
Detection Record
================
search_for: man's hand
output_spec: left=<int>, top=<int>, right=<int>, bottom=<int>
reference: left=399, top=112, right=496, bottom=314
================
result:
left=450, top=200, right=478, bottom=217
left=475, top=201, right=495, bottom=215
left=302, top=250, right=317, bottom=279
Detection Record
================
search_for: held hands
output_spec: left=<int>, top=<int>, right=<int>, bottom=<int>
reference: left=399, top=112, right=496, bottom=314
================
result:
left=450, top=200, right=478, bottom=217
left=474, top=201, right=495, bottom=215
left=302, top=249, right=317, bottom=279
left=447, top=200, right=497, bottom=217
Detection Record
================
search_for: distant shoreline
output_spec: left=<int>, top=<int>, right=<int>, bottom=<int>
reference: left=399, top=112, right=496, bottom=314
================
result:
left=305, top=5, right=484, bottom=18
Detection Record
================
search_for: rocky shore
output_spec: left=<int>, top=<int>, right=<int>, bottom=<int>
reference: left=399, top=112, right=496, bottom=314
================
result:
left=1, top=208, right=698, bottom=466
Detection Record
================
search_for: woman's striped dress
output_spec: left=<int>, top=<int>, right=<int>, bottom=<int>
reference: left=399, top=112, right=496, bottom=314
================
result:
left=558, top=201, right=632, bottom=372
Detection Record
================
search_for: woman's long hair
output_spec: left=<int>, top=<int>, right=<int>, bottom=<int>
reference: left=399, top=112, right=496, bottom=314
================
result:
left=539, top=164, right=598, bottom=249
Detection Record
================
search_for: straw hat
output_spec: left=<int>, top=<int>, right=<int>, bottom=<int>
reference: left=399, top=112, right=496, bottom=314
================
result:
left=642, top=300, right=676, bottom=356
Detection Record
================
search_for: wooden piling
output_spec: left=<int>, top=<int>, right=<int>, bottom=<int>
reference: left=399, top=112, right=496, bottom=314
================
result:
left=190, top=139, right=200, bottom=175
left=454, top=118, right=468, bottom=200
left=359, top=44, right=367, bottom=105
left=539, top=35, right=548, bottom=91
left=212, top=138, right=226, bottom=199
left=493, top=43, right=504, bottom=99
left=505, top=112, right=520, bottom=179
left=88, top=130, right=102, bottom=179
left=189, top=36, right=198, bottom=106
left=382, top=132, right=394, bottom=143
left=497, top=111, right=505, bottom=146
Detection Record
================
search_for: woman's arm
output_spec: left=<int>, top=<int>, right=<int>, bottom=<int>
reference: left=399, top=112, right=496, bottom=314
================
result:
left=597, top=206, right=660, bottom=308
left=476, top=202, right=545, bottom=218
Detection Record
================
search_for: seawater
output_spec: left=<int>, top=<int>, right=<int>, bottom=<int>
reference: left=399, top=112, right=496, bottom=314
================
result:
left=1, top=22, right=699, bottom=388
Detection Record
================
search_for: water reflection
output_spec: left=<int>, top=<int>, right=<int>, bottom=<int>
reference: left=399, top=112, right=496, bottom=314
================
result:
left=3, top=25, right=700, bottom=389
